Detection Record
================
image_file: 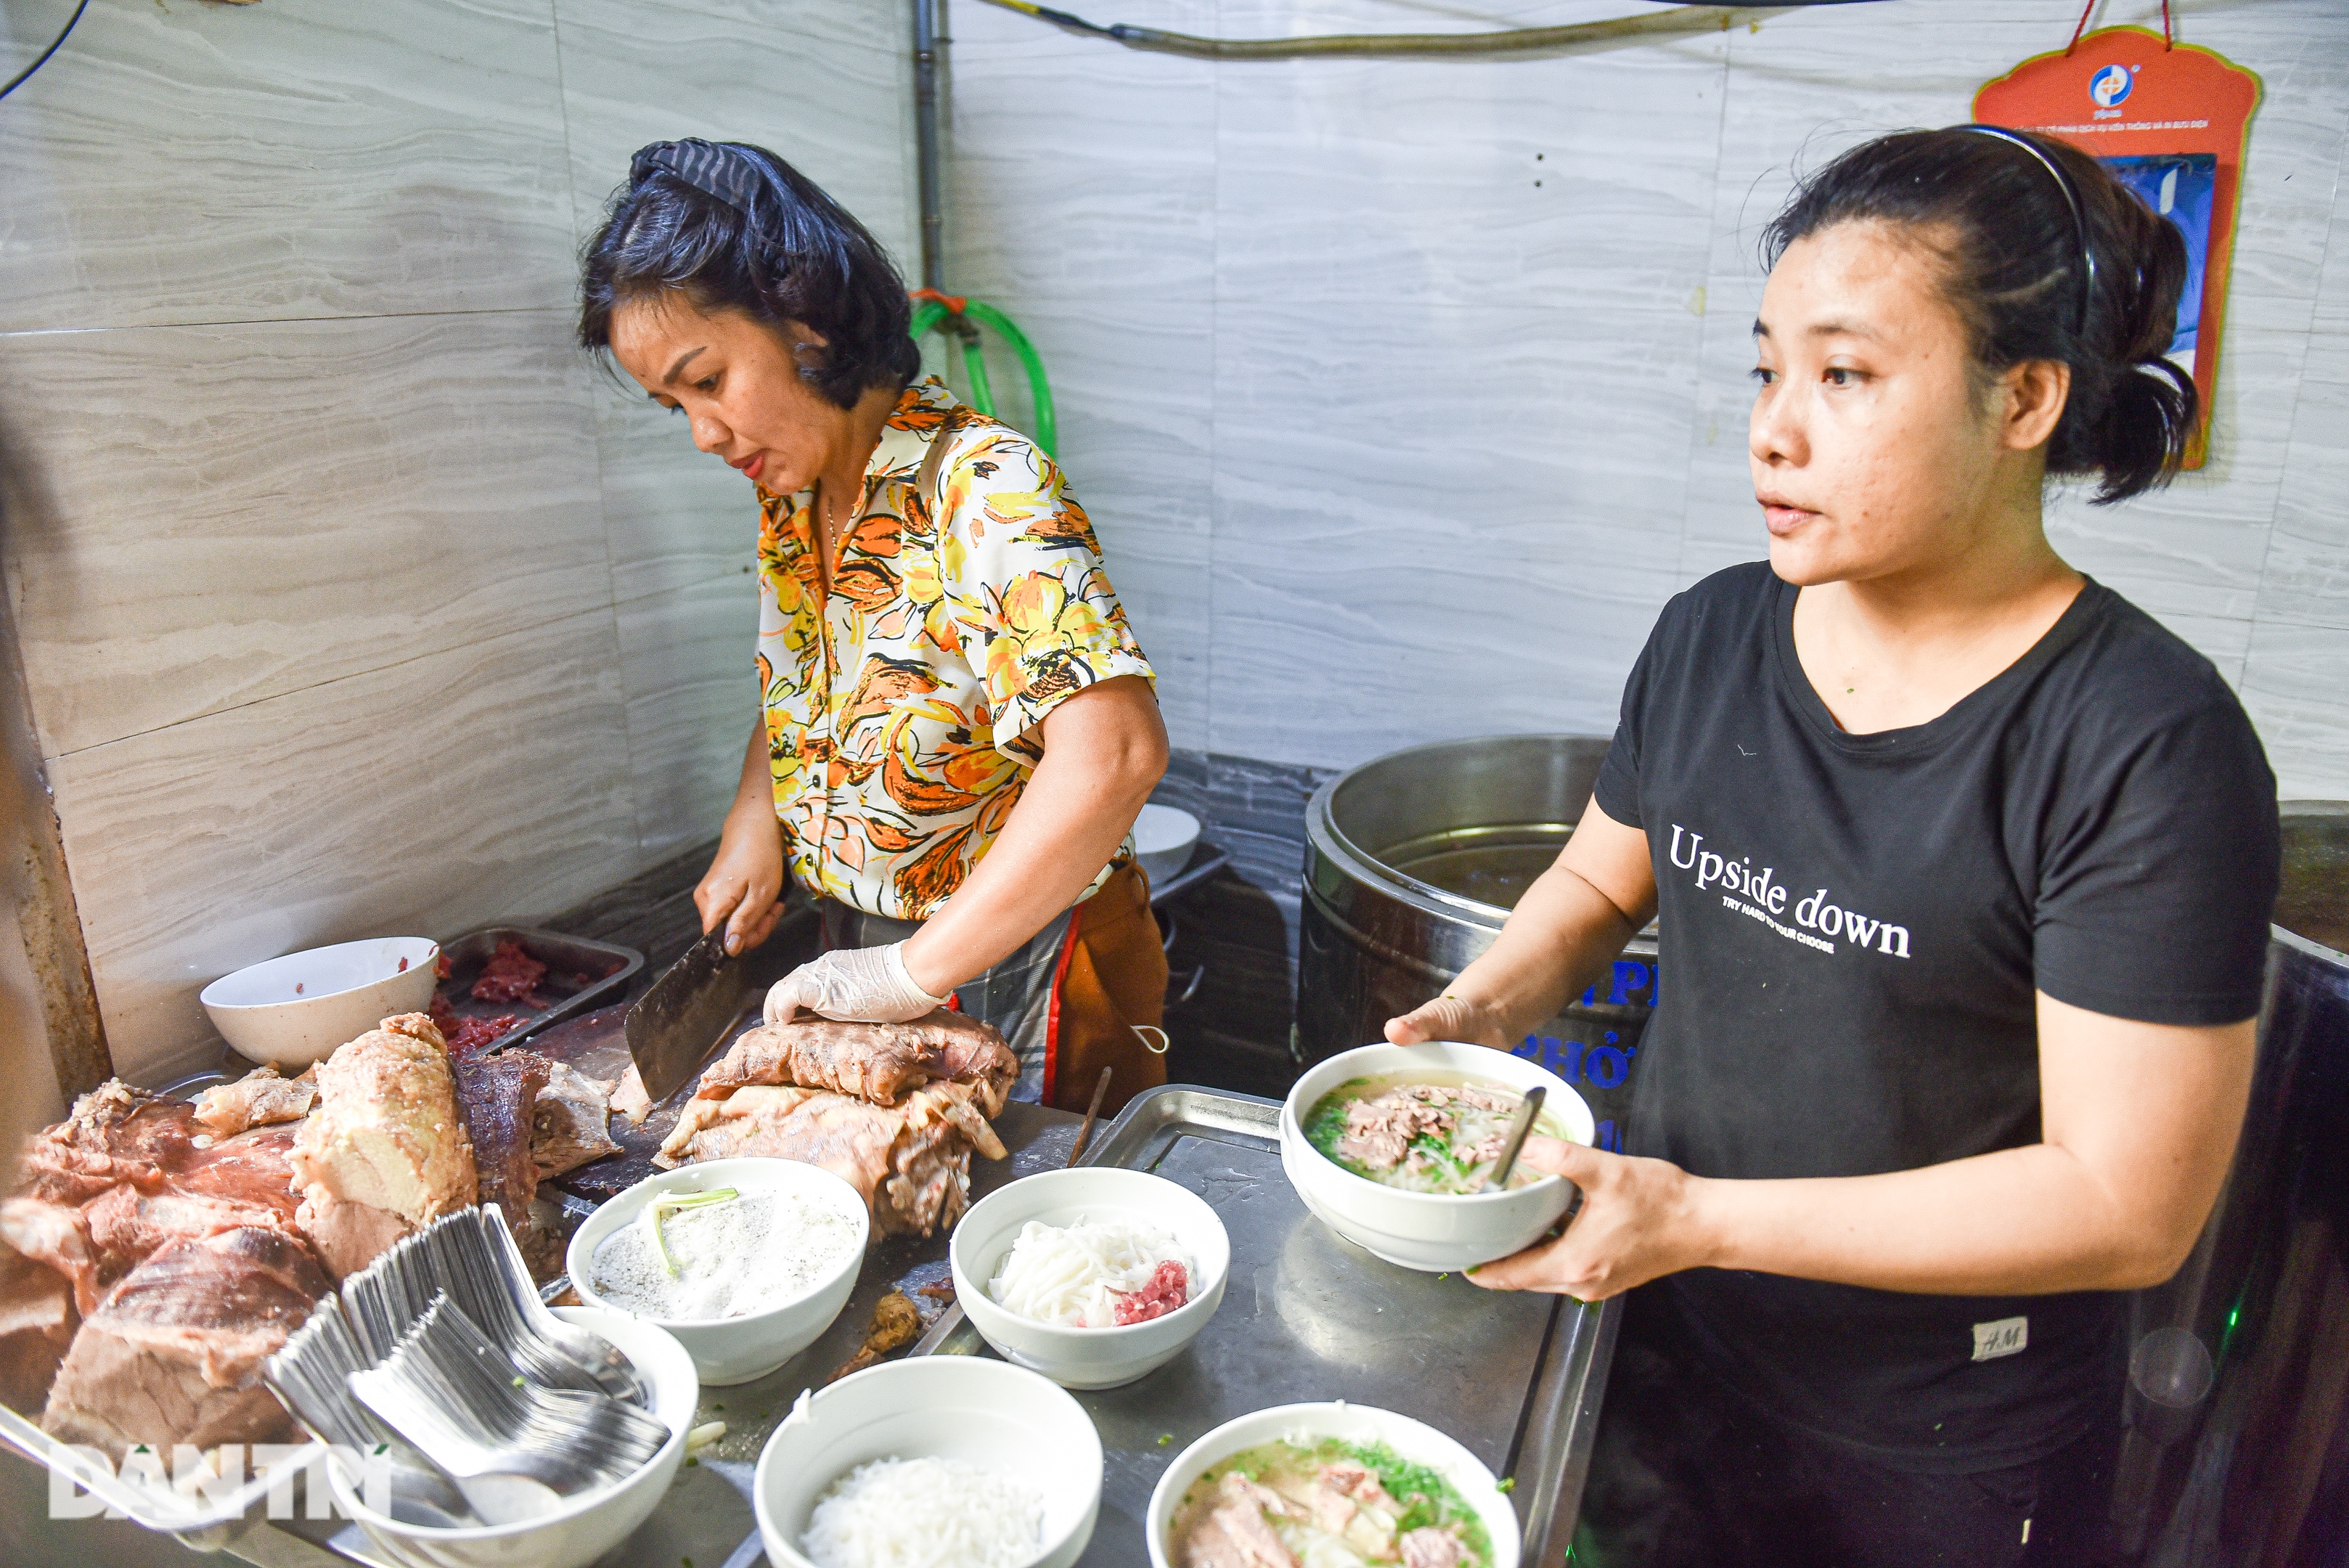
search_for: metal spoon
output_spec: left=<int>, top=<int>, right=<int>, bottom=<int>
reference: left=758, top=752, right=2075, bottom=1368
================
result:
left=1484, top=1086, right=1547, bottom=1192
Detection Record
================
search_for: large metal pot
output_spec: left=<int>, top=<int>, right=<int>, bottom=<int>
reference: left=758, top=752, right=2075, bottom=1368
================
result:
left=1298, top=735, right=1658, bottom=1146
left=2109, top=801, right=2349, bottom=1564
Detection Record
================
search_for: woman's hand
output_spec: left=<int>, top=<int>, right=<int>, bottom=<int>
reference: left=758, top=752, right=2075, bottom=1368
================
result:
left=1466, top=1138, right=1718, bottom=1301
left=762, top=942, right=946, bottom=1025
left=1385, top=992, right=1514, bottom=1050
left=698, top=716, right=788, bottom=955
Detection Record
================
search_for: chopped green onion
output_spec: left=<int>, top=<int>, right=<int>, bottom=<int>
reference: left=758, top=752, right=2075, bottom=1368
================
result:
left=1497, top=1477, right=1516, bottom=1493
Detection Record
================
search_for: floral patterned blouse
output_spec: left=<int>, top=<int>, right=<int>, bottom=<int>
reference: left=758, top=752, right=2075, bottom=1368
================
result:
left=755, top=377, right=1156, bottom=920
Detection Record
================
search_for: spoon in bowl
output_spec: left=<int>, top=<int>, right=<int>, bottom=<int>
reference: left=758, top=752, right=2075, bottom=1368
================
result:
left=1484, top=1086, right=1548, bottom=1192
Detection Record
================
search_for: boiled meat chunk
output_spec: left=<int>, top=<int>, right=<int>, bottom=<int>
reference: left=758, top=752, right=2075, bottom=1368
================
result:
left=655, top=1082, right=1002, bottom=1237
left=41, top=1225, right=328, bottom=1458
left=696, top=1010, right=1018, bottom=1114
left=192, top=1063, right=318, bottom=1138
left=289, top=1013, right=475, bottom=1279
left=0, top=1243, right=75, bottom=1413
left=531, top=1059, right=618, bottom=1180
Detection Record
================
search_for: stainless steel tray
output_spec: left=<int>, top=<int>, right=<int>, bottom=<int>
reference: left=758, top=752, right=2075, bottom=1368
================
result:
left=430, top=926, right=642, bottom=1053
left=912, top=1085, right=1618, bottom=1568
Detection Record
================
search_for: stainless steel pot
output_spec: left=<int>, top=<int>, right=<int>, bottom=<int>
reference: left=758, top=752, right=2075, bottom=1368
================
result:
left=1298, top=735, right=1657, bottom=1146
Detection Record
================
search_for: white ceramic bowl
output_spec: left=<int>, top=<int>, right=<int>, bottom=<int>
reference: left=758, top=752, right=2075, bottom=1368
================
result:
left=565, top=1158, right=869, bottom=1387
left=949, top=1167, right=1228, bottom=1389
left=1280, top=1041, right=1593, bottom=1273
left=755, top=1356, right=1101, bottom=1568
left=1133, top=802, right=1201, bottom=887
left=199, top=936, right=441, bottom=1067
left=1146, top=1400, right=1520, bottom=1568
left=326, top=1307, right=698, bottom=1568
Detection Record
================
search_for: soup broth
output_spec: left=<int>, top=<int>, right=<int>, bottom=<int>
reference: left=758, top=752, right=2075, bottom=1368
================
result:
left=1167, top=1436, right=1490, bottom=1568
left=1306, top=1070, right=1562, bottom=1195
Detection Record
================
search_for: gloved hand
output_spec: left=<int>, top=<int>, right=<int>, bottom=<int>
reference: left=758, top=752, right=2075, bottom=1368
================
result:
left=762, top=942, right=949, bottom=1026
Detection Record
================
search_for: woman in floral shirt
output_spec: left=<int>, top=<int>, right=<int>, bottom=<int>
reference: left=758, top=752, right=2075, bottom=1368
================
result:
left=580, top=139, right=1169, bottom=1108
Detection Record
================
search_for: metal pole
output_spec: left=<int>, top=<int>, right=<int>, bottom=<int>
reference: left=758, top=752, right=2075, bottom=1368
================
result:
left=911, top=0, right=945, bottom=293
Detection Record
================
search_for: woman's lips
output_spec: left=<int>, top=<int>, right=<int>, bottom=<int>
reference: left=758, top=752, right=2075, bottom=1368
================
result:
left=1760, top=499, right=1817, bottom=536
left=732, top=452, right=764, bottom=481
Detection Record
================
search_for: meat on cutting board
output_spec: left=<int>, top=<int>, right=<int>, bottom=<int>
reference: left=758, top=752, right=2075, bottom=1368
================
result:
left=655, top=1080, right=1005, bottom=1236
left=451, top=1048, right=563, bottom=1275
left=695, top=1009, right=1018, bottom=1114
left=41, top=1225, right=328, bottom=1457
left=531, top=1059, right=618, bottom=1180
left=190, top=1064, right=318, bottom=1139
left=3, top=1087, right=304, bottom=1315
left=0, top=1244, right=74, bottom=1414
left=289, top=1013, right=475, bottom=1279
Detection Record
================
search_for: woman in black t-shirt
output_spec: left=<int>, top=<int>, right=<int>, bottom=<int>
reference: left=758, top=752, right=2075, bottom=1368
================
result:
left=1387, top=128, right=2278, bottom=1567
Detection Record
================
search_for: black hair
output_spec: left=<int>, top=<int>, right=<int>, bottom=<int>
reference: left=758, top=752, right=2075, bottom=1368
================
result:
left=1761, top=126, right=2197, bottom=505
left=577, top=142, right=920, bottom=409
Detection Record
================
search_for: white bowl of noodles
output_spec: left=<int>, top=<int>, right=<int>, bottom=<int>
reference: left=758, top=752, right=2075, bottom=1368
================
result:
left=949, top=1167, right=1228, bottom=1389
left=1280, top=1041, right=1591, bottom=1273
left=1147, top=1400, right=1519, bottom=1568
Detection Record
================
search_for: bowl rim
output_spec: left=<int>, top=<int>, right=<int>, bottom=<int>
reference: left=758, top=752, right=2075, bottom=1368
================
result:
left=198, top=936, right=442, bottom=1013
left=1143, top=1398, right=1521, bottom=1564
left=1281, top=1041, right=1588, bottom=1209
left=753, top=1352, right=1103, bottom=1568
left=565, top=1158, right=872, bottom=1332
left=325, top=1305, right=694, bottom=1542
left=949, top=1167, right=1231, bottom=1339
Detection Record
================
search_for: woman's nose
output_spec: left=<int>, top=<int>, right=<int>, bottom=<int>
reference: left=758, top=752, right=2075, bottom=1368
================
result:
left=690, top=412, right=730, bottom=454
left=1749, top=385, right=1807, bottom=469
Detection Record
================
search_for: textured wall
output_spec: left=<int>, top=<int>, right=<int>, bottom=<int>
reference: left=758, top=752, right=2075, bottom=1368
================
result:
left=0, top=0, right=916, bottom=1084
left=941, top=0, right=2349, bottom=797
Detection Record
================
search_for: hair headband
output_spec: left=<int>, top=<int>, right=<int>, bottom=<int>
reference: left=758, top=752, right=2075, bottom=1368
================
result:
left=1955, top=123, right=2097, bottom=336
left=629, top=137, right=769, bottom=213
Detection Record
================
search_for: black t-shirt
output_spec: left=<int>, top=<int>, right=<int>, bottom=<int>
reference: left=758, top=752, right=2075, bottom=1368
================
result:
left=1593, top=562, right=2277, bottom=1472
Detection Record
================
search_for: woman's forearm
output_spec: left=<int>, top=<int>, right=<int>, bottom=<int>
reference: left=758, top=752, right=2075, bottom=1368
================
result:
left=1448, top=863, right=1640, bottom=1042
left=1694, top=1145, right=2189, bottom=1295
left=902, top=677, right=1167, bottom=995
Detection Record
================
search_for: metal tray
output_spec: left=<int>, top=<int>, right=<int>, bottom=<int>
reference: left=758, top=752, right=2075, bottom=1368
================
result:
left=912, top=1085, right=1618, bottom=1568
left=430, top=926, right=642, bottom=1053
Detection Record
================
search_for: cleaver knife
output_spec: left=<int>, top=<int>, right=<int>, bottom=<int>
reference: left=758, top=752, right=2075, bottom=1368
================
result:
left=624, top=928, right=761, bottom=1106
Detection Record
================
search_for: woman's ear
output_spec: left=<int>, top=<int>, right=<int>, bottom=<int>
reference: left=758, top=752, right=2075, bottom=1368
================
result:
left=2001, top=359, right=2071, bottom=452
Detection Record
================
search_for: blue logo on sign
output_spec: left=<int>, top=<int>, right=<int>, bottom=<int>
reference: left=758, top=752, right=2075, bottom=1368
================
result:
left=2091, top=64, right=2133, bottom=109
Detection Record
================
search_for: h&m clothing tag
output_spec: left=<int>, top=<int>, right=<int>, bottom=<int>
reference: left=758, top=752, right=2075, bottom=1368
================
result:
left=1972, top=1315, right=2030, bottom=1362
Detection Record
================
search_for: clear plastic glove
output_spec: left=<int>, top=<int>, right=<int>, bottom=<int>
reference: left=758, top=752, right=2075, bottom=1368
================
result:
left=762, top=942, right=949, bottom=1026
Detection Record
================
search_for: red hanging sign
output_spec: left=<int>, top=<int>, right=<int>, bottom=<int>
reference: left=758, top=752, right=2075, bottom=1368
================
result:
left=1975, top=23, right=2262, bottom=468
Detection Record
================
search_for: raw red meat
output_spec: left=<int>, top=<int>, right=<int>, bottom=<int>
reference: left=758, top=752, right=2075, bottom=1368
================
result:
left=470, top=939, right=549, bottom=1008
left=1111, top=1259, right=1189, bottom=1326
left=441, top=1015, right=520, bottom=1055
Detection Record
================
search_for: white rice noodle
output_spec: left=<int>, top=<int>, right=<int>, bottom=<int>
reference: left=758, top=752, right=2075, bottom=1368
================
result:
left=801, top=1455, right=1044, bottom=1568
left=985, top=1214, right=1195, bottom=1328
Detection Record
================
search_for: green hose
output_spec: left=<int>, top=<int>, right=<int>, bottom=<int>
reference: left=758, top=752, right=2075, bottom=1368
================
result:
left=909, top=297, right=1058, bottom=458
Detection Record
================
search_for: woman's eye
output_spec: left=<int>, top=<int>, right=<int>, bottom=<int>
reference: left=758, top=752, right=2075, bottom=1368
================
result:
left=1824, top=367, right=1863, bottom=387
left=1750, top=367, right=1778, bottom=386
left=696, top=375, right=719, bottom=393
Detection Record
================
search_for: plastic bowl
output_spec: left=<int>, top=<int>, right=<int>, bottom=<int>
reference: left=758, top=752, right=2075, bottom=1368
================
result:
left=949, top=1167, right=1228, bottom=1389
left=1280, top=1041, right=1593, bottom=1273
left=565, top=1158, right=869, bottom=1387
left=325, top=1307, right=697, bottom=1568
left=198, top=936, right=441, bottom=1068
left=1134, top=803, right=1201, bottom=886
left=1146, top=1400, right=1520, bottom=1568
left=755, top=1356, right=1101, bottom=1568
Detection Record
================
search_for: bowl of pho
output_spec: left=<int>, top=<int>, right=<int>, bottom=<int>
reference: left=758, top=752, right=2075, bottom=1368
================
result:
left=950, top=1167, right=1229, bottom=1389
left=1280, top=1042, right=1590, bottom=1273
left=756, top=1355, right=1101, bottom=1568
left=1147, top=1400, right=1519, bottom=1568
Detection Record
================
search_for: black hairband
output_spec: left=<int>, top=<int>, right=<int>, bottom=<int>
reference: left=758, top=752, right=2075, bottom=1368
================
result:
left=1956, top=123, right=2097, bottom=337
left=629, top=137, right=769, bottom=213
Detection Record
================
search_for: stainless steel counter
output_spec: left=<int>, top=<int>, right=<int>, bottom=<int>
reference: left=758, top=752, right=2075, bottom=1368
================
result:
left=83, top=1088, right=1615, bottom=1568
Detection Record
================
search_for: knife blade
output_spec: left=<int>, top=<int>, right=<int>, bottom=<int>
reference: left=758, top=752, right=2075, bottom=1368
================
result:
left=624, top=928, right=761, bottom=1106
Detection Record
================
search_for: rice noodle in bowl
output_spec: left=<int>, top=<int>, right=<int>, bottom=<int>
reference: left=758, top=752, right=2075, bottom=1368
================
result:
left=986, top=1215, right=1196, bottom=1328
left=801, top=1455, right=1045, bottom=1568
